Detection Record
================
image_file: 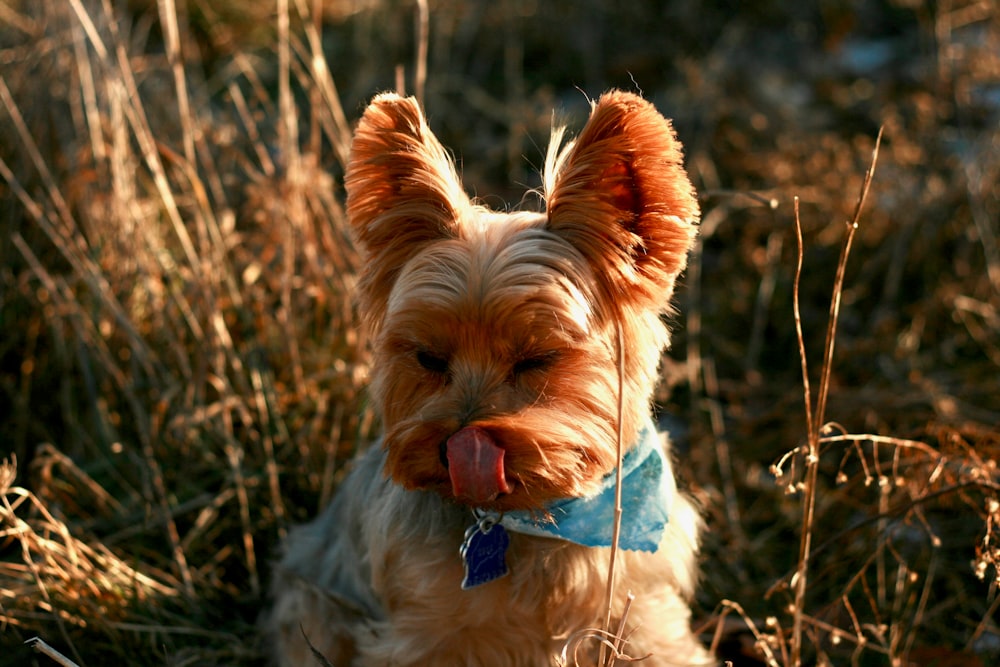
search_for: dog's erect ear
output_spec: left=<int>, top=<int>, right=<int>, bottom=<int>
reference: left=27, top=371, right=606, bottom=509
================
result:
left=345, top=93, right=469, bottom=327
left=546, top=91, right=699, bottom=315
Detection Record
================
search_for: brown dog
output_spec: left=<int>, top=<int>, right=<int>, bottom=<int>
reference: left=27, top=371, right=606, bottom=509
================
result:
left=267, top=91, right=711, bottom=666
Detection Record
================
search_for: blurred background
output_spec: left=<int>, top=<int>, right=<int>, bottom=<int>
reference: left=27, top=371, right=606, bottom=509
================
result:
left=1, top=1, right=998, bottom=665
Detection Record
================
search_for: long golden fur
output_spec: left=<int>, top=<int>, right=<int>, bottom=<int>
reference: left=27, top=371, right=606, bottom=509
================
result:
left=267, top=90, right=712, bottom=666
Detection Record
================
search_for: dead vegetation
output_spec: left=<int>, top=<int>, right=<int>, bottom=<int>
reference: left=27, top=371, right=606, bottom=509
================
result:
left=1, top=1, right=998, bottom=665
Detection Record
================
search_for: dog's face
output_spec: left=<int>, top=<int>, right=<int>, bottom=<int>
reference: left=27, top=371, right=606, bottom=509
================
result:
left=344, top=92, right=698, bottom=512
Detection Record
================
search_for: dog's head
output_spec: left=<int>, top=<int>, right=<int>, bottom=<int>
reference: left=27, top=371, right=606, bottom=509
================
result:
left=345, top=91, right=698, bottom=511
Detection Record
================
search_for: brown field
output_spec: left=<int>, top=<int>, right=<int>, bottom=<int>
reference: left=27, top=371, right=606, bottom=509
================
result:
left=1, top=1, right=998, bottom=665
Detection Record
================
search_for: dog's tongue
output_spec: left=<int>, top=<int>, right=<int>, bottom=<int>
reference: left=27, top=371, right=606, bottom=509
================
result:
left=446, top=427, right=511, bottom=504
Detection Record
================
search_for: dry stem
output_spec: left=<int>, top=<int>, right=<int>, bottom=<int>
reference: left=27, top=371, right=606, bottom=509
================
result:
left=790, top=129, right=883, bottom=666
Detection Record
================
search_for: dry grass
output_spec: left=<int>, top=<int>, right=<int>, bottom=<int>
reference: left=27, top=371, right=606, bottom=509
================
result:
left=1, top=0, right=368, bottom=663
left=1, top=1, right=998, bottom=666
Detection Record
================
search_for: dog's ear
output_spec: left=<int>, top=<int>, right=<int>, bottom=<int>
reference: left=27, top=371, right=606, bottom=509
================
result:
left=546, top=91, right=699, bottom=315
left=345, top=93, right=469, bottom=327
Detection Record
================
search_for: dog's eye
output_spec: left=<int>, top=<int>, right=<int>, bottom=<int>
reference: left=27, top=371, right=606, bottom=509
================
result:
left=512, top=354, right=554, bottom=376
left=416, top=351, right=449, bottom=374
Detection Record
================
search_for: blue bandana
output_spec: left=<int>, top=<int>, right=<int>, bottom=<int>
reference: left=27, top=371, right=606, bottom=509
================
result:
left=499, top=421, right=674, bottom=552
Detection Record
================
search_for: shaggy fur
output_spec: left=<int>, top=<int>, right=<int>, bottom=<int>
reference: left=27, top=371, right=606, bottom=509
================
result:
left=267, top=90, right=712, bottom=666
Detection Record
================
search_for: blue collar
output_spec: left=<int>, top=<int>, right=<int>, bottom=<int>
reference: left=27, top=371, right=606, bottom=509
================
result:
left=499, top=420, right=674, bottom=552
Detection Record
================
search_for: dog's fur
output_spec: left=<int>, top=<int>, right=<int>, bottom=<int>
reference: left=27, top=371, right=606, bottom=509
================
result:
left=267, top=90, right=711, bottom=666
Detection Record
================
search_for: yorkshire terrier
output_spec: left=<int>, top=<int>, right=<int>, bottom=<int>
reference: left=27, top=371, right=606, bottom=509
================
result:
left=267, top=90, right=711, bottom=666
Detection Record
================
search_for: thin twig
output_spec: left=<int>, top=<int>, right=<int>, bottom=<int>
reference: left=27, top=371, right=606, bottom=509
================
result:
left=790, top=128, right=883, bottom=667
left=792, top=196, right=813, bottom=443
left=600, top=319, right=628, bottom=666
left=700, top=189, right=780, bottom=209
left=414, top=0, right=429, bottom=108
left=25, top=637, right=81, bottom=667
left=709, top=600, right=782, bottom=667
left=790, top=194, right=815, bottom=667
left=157, top=0, right=195, bottom=165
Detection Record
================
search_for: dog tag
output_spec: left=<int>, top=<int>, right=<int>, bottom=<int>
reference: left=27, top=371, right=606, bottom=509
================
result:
left=459, top=513, right=510, bottom=589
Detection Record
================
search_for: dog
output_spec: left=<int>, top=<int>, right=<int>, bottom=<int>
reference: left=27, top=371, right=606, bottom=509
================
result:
left=267, top=90, right=711, bottom=666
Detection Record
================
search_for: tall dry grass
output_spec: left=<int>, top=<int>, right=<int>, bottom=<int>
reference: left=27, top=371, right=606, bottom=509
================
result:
left=2, top=0, right=369, bottom=663
left=702, top=135, right=1000, bottom=667
left=2, top=1, right=999, bottom=666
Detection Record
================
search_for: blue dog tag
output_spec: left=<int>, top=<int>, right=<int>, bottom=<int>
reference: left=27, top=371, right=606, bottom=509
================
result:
left=460, top=514, right=510, bottom=589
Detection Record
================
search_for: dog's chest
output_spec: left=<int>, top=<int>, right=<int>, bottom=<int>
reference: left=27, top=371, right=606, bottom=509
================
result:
left=371, top=520, right=610, bottom=655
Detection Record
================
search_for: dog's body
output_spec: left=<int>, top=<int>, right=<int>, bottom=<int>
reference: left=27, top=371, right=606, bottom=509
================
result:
left=268, top=91, right=712, bottom=666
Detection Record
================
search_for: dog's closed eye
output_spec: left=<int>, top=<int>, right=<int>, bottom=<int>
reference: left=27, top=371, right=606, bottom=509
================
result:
left=511, top=353, right=556, bottom=376
left=416, top=350, right=449, bottom=374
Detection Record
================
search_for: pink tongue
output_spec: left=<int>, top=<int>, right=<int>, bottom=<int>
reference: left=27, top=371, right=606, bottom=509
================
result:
left=446, top=427, right=511, bottom=504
